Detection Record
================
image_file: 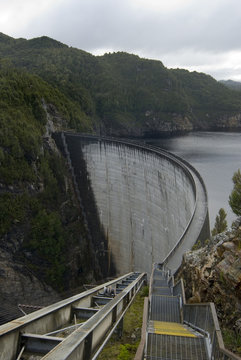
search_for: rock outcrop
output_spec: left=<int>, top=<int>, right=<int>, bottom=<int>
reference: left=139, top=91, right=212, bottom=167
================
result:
left=0, top=228, right=60, bottom=324
left=178, top=218, right=241, bottom=332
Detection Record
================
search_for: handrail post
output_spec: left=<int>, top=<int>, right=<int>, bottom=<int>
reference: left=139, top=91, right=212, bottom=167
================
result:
left=83, top=332, right=93, bottom=360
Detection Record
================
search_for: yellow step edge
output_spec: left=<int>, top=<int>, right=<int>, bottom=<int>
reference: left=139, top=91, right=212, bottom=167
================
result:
left=151, top=321, right=197, bottom=338
left=152, top=295, right=178, bottom=298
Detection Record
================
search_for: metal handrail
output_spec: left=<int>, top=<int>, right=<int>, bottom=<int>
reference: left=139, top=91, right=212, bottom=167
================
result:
left=0, top=272, right=139, bottom=360
left=173, top=278, right=186, bottom=304
left=183, top=303, right=241, bottom=360
left=42, top=272, right=147, bottom=360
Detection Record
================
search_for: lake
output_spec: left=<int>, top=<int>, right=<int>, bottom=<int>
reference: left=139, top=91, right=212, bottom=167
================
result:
left=146, top=131, right=241, bottom=228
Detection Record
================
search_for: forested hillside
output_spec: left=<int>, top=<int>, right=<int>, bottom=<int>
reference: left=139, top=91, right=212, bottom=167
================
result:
left=0, top=62, right=108, bottom=318
left=1, top=33, right=241, bottom=137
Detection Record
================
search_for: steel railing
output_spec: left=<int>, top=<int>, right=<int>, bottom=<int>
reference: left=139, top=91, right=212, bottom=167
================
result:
left=183, top=303, right=241, bottom=360
left=173, top=278, right=186, bottom=304
left=0, top=272, right=146, bottom=360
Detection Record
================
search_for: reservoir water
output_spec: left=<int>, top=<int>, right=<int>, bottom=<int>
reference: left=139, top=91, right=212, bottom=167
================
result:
left=147, top=131, right=241, bottom=228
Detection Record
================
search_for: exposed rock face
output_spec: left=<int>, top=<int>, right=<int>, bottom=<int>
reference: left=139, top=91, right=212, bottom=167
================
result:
left=213, top=113, right=241, bottom=130
left=142, top=112, right=194, bottom=137
left=178, top=218, right=241, bottom=331
left=0, top=227, right=60, bottom=324
left=100, top=110, right=241, bottom=138
left=101, top=111, right=195, bottom=138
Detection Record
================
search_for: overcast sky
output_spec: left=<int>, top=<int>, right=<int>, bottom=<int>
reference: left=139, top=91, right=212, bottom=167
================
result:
left=1, top=0, right=241, bottom=80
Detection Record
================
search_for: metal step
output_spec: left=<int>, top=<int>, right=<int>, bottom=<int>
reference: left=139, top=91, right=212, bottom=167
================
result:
left=153, top=269, right=167, bottom=280
left=152, top=287, right=172, bottom=296
left=153, top=279, right=169, bottom=287
left=148, top=321, right=199, bottom=338
left=146, top=333, right=208, bottom=360
left=150, top=296, right=181, bottom=323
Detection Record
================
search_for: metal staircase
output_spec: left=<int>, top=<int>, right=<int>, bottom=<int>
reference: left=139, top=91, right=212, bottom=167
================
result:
left=145, top=267, right=209, bottom=360
left=1, top=265, right=240, bottom=359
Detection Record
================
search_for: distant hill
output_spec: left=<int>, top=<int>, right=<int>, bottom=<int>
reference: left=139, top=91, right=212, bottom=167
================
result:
left=1, top=33, right=241, bottom=136
left=220, top=79, right=241, bottom=91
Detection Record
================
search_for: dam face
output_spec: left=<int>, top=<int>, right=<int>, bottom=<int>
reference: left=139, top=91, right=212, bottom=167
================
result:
left=62, top=135, right=209, bottom=276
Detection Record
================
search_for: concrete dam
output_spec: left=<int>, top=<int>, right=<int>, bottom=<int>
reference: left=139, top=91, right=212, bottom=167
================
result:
left=58, top=134, right=210, bottom=276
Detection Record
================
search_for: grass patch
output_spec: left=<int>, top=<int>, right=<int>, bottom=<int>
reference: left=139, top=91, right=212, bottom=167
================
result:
left=98, top=286, right=148, bottom=360
left=222, top=328, right=241, bottom=355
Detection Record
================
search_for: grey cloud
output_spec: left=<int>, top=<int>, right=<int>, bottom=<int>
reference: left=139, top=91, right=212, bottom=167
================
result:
left=29, top=0, right=241, bottom=53
left=20, top=0, right=241, bottom=79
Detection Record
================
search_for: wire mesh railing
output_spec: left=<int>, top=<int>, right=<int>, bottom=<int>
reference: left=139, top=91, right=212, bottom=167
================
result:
left=173, top=279, right=186, bottom=304
left=183, top=303, right=241, bottom=360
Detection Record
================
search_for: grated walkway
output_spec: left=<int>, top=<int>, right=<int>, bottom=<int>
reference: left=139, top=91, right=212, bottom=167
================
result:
left=145, top=267, right=208, bottom=360
left=146, top=334, right=208, bottom=360
left=150, top=295, right=181, bottom=323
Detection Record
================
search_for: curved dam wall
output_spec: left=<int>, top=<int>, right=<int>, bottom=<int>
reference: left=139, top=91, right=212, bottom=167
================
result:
left=60, top=134, right=210, bottom=276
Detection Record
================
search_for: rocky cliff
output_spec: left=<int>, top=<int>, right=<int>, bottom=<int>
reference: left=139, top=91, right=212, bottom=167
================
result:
left=0, top=230, right=60, bottom=323
left=178, top=218, right=241, bottom=333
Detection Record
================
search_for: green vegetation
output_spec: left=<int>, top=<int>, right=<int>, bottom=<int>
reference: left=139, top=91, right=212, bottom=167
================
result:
left=229, top=169, right=241, bottom=216
left=0, top=63, right=95, bottom=290
left=1, top=33, right=241, bottom=137
left=191, top=239, right=202, bottom=251
left=222, top=328, right=241, bottom=355
left=212, top=208, right=228, bottom=236
left=0, top=192, right=29, bottom=235
left=98, top=286, right=148, bottom=360
left=28, top=209, right=66, bottom=287
left=173, top=69, right=241, bottom=113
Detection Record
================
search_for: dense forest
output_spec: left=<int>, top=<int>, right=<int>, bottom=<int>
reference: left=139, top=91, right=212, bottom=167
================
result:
left=1, top=32, right=241, bottom=137
left=1, top=32, right=241, bottom=307
left=0, top=64, right=101, bottom=292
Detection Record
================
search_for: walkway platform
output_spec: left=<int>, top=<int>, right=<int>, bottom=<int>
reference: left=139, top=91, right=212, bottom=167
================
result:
left=141, top=265, right=241, bottom=360
left=145, top=266, right=208, bottom=360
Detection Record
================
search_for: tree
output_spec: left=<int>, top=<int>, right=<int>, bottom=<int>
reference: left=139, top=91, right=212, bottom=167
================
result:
left=212, top=208, right=228, bottom=236
left=229, top=169, right=241, bottom=216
